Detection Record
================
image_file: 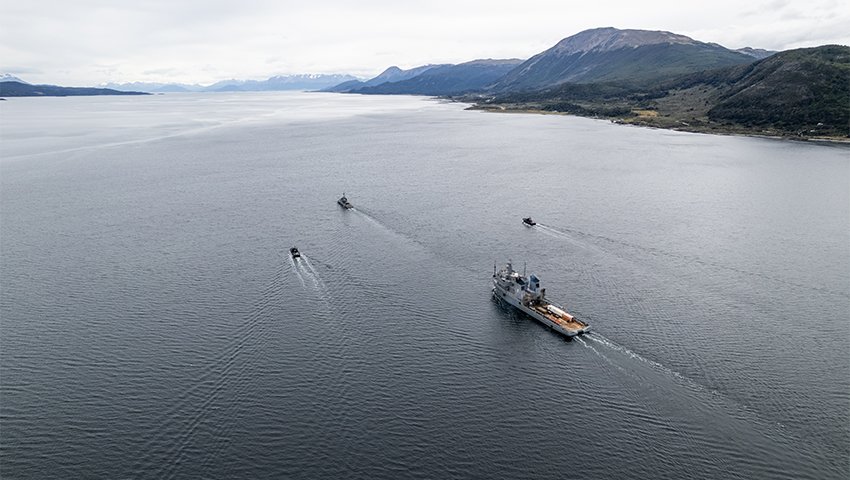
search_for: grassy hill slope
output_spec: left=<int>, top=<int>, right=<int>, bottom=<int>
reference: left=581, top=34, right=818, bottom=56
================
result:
left=490, top=43, right=755, bottom=91
left=464, top=45, right=849, bottom=139
left=0, top=81, right=149, bottom=97
left=702, top=45, right=848, bottom=130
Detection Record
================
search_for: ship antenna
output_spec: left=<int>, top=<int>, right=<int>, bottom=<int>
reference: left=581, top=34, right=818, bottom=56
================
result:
left=523, top=261, right=527, bottom=277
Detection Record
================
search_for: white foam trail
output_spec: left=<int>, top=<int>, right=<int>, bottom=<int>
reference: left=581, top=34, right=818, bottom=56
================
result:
left=301, top=256, right=319, bottom=276
left=290, top=256, right=307, bottom=287
left=300, top=256, right=326, bottom=291
left=350, top=207, right=386, bottom=230
left=291, top=255, right=332, bottom=306
left=585, top=333, right=689, bottom=385
left=536, top=224, right=606, bottom=254
left=575, top=336, right=627, bottom=373
left=535, top=224, right=569, bottom=238
left=587, top=334, right=660, bottom=368
left=536, top=225, right=579, bottom=245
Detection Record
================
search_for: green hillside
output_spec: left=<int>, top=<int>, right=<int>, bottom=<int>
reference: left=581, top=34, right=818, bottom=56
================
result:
left=702, top=45, right=849, bottom=132
left=490, top=42, right=755, bottom=91
left=0, top=81, right=149, bottom=97
left=465, top=45, right=849, bottom=139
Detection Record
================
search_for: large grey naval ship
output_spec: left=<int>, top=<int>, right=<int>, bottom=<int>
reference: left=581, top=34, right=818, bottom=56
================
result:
left=493, top=261, right=590, bottom=337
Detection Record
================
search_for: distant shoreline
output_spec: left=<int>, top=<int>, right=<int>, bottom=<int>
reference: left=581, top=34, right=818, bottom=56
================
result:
left=464, top=105, right=850, bottom=145
left=0, top=81, right=149, bottom=97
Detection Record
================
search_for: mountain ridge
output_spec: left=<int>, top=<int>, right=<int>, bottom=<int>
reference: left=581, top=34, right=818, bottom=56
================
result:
left=4, top=27, right=841, bottom=139
left=546, top=27, right=700, bottom=56
left=464, top=44, right=849, bottom=138
left=99, top=74, right=358, bottom=93
left=365, top=65, right=449, bottom=86
left=355, top=59, right=524, bottom=95
left=323, top=59, right=524, bottom=95
left=321, top=27, right=769, bottom=96
left=0, top=81, right=149, bottom=97
left=487, top=27, right=757, bottom=91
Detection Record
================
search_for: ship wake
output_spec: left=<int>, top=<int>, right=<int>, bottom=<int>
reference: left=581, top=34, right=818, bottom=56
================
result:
left=291, top=254, right=328, bottom=294
left=535, top=224, right=606, bottom=254
left=576, top=333, right=699, bottom=392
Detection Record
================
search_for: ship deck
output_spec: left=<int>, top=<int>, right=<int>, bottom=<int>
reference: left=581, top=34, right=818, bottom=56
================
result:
left=531, top=304, right=587, bottom=331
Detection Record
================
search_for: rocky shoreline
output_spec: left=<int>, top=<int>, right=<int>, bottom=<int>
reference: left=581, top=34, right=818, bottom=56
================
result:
left=464, top=104, right=850, bottom=144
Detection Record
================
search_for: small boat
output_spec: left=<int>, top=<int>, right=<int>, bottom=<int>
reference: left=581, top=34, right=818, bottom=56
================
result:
left=522, top=217, right=536, bottom=226
left=337, top=193, right=353, bottom=209
left=290, top=247, right=300, bottom=258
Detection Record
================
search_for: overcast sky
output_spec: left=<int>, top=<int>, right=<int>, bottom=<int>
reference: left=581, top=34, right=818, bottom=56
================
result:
left=2, top=0, right=848, bottom=87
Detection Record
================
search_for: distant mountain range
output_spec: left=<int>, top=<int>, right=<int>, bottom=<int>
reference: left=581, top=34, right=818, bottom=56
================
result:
left=320, top=27, right=776, bottom=97
left=325, top=59, right=525, bottom=95
left=324, top=64, right=450, bottom=93
left=2, top=28, right=774, bottom=98
left=1, top=74, right=29, bottom=84
left=366, top=65, right=452, bottom=87
left=732, top=47, right=775, bottom=60
left=3, top=26, right=844, bottom=138
left=98, top=74, right=358, bottom=93
left=0, top=81, right=149, bottom=97
left=318, top=27, right=845, bottom=138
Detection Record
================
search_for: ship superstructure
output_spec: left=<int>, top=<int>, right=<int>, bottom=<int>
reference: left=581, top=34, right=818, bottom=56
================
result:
left=493, top=261, right=590, bottom=337
left=337, top=193, right=353, bottom=209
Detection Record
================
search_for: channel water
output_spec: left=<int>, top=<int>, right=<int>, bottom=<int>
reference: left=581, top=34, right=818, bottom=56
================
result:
left=1, top=92, right=848, bottom=478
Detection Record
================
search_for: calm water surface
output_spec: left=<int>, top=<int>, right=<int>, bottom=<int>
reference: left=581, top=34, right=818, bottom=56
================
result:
left=2, top=92, right=848, bottom=479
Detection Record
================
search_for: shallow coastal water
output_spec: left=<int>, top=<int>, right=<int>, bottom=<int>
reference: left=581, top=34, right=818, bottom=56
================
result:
left=1, top=92, right=848, bottom=479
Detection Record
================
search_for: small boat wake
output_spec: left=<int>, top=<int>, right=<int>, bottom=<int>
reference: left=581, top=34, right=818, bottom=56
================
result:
left=534, top=223, right=569, bottom=238
left=347, top=206, right=433, bottom=256
left=290, top=254, right=327, bottom=293
left=534, top=223, right=607, bottom=255
left=349, top=207, right=380, bottom=227
left=290, top=255, right=307, bottom=288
